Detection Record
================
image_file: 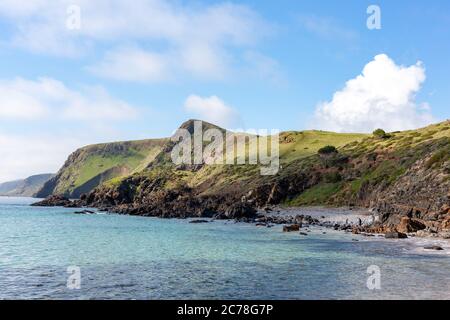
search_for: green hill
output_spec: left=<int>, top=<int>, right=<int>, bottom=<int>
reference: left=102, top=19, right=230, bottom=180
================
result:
left=36, top=138, right=167, bottom=198
left=36, top=120, right=367, bottom=199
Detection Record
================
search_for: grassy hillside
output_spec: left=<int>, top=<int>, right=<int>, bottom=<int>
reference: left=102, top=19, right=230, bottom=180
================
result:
left=285, top=120, right=450, bottom=206
left=36, top=138, right=167, bottom=198
left=278, top=130, right=367, bottom=164
left=39, top=119, right=367, bottom=199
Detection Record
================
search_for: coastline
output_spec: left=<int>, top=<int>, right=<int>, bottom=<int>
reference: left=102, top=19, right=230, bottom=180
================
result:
left=24, top=194, right=450, bottom=247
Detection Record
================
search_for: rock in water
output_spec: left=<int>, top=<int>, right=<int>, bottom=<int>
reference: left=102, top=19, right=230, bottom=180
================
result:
left=189, top=219, right=209, bottom=224
left=31, top=195, right=73, bottom=207
left=283, top=224, right=301, bottom=232
left=385, top=231, right=408, bottom=239
left=424, top=245, right=444, bottom=251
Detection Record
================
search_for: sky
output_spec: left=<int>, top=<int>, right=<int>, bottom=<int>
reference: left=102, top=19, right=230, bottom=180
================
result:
left=0, top=0, right=449, bottom=182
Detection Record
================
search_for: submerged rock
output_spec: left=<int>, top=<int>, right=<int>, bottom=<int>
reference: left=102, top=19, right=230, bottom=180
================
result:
left=74, top=209, right=95, bottom=215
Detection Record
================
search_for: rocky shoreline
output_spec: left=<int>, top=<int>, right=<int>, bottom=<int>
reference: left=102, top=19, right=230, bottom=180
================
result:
left=31, top=195, right=450, bottom=245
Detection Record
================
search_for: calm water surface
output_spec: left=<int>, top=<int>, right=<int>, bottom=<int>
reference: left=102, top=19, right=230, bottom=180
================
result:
left=1, top=196, right=449, bottom=299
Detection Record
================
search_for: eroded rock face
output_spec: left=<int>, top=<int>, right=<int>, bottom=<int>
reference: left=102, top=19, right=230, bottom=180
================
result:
left=396, top=217, right=426, bottom=233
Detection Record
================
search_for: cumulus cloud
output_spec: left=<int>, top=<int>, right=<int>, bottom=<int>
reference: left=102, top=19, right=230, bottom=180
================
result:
left=184, top=95, right=241, bottom=128
left=0, top=0, right=273, bottom=81
left=313, top=54, right=435, bottom=132
left=0, top=77, right=138, bottom=121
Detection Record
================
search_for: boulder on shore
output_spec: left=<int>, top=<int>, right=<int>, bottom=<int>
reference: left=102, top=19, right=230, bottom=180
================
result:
left=223, top=202, right=257, bottom=219
left=396, top=217, right=426, bottom=233
left=31, top=195, right=73, bottom=207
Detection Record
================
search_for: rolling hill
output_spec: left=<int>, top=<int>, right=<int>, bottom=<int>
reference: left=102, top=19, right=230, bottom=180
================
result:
left=35, top=120, right=368, bottom=199
left=0, top=174, right=54, bottom=197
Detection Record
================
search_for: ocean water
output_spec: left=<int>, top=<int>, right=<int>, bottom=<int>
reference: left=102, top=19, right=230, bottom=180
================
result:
left=1, top=196, right=450, bottom=300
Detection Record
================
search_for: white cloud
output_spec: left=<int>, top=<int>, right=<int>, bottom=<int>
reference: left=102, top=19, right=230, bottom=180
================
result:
left=0, top=77, right=138, bottom=121
left=88, top=46, right=169, bottom=82
left=184, top=95, right=241, bottom=128
left=313, top=54, right=435, bottom=132
left=0, top=79, right=49, bottom=119
left=0, top=0, right=274, bottom=81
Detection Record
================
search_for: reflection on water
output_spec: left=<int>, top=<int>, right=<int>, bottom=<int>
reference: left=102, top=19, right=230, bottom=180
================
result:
left=1, top=197, right=450, bottom=299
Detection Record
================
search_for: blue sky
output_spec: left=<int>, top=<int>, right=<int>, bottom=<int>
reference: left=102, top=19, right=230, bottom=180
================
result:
left=0, top=0, right=449, bottom=182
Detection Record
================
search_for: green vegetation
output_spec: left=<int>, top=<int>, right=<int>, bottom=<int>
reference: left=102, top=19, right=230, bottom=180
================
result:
left=278, top=131, right=367, bottom=164
left=318, top=145, right=338, bottom=155
left=286, top=182, right=343, bottom=206
left=426, top=144, right=450, bottom=169
left=373, top=128, right=391, bottom=139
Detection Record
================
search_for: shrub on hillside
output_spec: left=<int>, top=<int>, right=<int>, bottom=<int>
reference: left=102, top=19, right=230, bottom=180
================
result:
left=373, top=129, right=391, bottom=139
left=426, top=146, right=450, bottom=169
left=318, top=145, right=338, bottom=155
left=323, top=172, right=342, bottom=183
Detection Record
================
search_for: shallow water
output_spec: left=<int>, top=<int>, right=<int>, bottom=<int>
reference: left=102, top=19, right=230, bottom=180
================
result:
left=1, top=196, right=449, bottom=300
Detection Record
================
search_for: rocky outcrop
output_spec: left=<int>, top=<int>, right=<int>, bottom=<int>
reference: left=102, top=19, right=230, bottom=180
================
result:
left=396, top=217, right=426, bottom=233
left=31, top=195, right=73, bottom=207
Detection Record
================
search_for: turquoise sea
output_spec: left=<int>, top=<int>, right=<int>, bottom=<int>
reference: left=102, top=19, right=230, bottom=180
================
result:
left=1, top=196, right=449, bottom=300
